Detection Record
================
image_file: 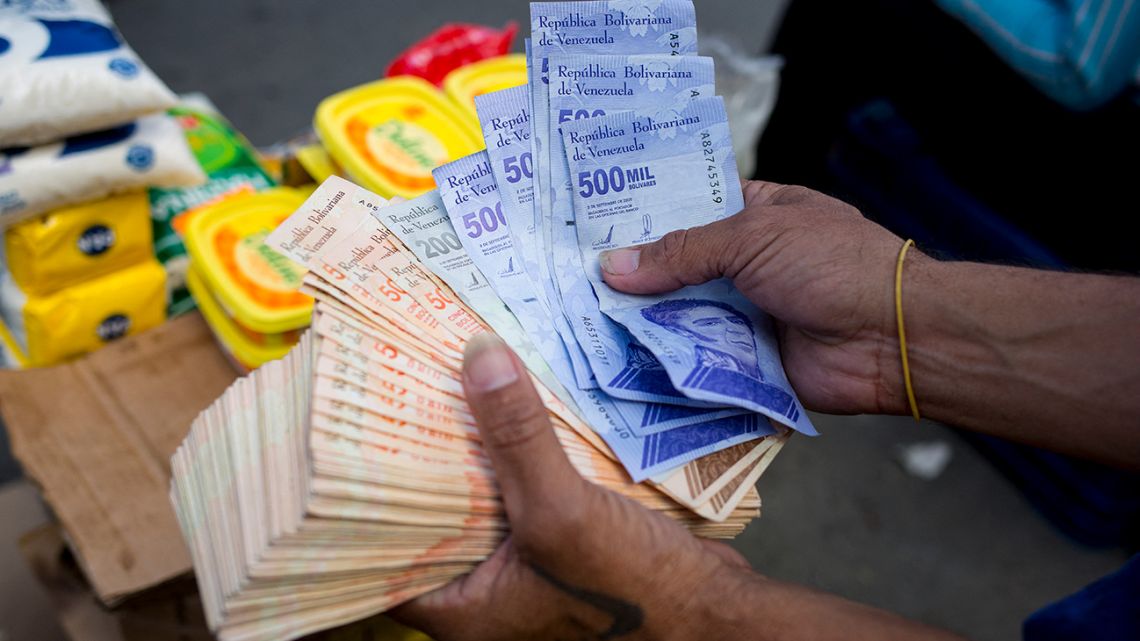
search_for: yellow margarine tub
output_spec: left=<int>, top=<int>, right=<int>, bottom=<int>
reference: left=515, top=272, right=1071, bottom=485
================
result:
left=295, top=144, right=341, bottom=184
left=443, top=54, right=528, bottom=123
left=315, top=76, right=484, bottom=199
left=185, top=265, right=298, bottom=372
left=183, top=188, right=312, bottom=370
left=4, top=192, right=154, bottom=296
left=0, top=259, right=167, bottom=367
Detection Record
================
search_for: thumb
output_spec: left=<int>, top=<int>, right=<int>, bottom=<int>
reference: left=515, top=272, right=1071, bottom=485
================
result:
left=463, top=333, right=587, bottom=525
left=599, top=218, right=746, bottom=295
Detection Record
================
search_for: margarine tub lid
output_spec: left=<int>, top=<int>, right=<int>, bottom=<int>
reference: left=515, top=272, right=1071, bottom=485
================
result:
left=443, top=54, right=527, bottom=120
left=184, top=188, right=312, bottom=334
left=314, top=76, right=484, bottom=199
left=186, top=265, right=293, bottom=371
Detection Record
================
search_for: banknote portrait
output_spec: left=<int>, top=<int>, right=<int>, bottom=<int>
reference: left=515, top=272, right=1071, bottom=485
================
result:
left=640, top=299, right=800, bottom=421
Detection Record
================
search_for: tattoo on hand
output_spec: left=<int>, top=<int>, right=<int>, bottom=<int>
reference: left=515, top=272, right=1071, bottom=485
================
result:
left=529, top=563, right=645, bottom=639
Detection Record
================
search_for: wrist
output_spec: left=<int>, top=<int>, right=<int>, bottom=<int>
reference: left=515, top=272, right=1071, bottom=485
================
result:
left=675, top=560, right=780, bottom=641
left=873, top=248, right=967, bottom=419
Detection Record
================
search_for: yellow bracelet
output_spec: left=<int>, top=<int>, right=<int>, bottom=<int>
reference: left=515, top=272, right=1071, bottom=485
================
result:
left=895, top=239, right=921, bottom=421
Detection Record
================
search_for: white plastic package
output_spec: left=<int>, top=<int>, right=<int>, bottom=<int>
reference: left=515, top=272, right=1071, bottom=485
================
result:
left=0, top=113, right=206, bottom=228
left=699, top=34, right=782, bottom=179
left=0, top=0, right=178, bottom=147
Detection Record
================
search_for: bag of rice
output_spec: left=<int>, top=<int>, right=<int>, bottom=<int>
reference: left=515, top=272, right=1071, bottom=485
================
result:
left=0, top=113, right=206, bottom=228
left=4, top=191, right=153, bottom=296
left=0, top=258, right=167, bottom=367
left=0, top=0, right=178, bottom=147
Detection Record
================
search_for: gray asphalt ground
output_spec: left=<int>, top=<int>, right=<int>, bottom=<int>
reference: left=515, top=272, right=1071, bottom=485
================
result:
left=0, top=2, right=1131, bottom=641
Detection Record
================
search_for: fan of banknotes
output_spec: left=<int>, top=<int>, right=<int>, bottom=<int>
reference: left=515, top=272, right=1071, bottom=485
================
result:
left=170, top=2, right=819, bottom=640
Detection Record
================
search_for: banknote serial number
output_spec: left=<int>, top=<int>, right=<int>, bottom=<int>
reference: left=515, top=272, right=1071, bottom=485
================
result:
left=701, top=132, right=723, bottom=205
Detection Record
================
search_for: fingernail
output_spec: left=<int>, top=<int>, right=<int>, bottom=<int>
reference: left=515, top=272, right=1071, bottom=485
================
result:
left=600, top=248, right=640, bottom=275
left=464, top=333, right=519, bottom=392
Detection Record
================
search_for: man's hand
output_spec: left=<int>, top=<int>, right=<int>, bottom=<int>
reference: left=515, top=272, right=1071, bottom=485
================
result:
left=391, top=333, right=751, bottom=640
left=601, top=181, right=909, bottom=416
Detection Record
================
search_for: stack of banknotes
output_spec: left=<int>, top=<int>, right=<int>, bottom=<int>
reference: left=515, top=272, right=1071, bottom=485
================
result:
left=170, top=2, right=817, bottom=640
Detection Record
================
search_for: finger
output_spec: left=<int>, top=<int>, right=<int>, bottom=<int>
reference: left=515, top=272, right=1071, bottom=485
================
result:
left=389, top=543, right=514, bottom=635
left=598, top=179, right=803, bottom=295
left=741, top=179, right=800, bottom=206
left=599, top=218, right=745, bottom=295
left=463, top=333, right=587, bottom=524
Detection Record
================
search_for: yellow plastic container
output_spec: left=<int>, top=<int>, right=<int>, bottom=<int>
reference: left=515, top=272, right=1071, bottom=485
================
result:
left=1, top=260, right=167, bottom=368
left=314, top=76, right=484, bottom=199
left=186, top=265, right=297, bottom=372
left=443, top=54, right=528, bottom=123
left=295, top=144, right=340, bottom=184
left=183, top=188, right=313, bottom=336
left=4, top=192, right=154, bottom=296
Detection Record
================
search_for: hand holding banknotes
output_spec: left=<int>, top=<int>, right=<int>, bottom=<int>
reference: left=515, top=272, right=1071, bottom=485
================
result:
left=391, top=332, right=753, bottom=640
left=393, top=333, right=963, bottom=641
left=392, top=335, right=962, bottom=638
left=601, top=180, right=1140, bottom=468
left=600, top=181, right=906, bottom=417
left=393, top=180, right=1138, bottom=641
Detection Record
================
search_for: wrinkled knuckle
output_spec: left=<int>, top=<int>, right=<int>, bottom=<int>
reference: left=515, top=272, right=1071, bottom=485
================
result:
left=657, top=228, right=693, bottom=265
left=514, top=488, right=592, bottom=555
left=480, top=396, right=550, bottom=451
left=770, top=184, right=813, bottom=204
left=742, top=180, right=769, bottom=204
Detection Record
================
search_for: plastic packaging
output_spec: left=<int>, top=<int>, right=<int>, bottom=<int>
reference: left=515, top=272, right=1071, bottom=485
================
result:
left=1, top=113, right=206, bottom=228
left=183, top=188, right=311, bottom=369
left=699, top=34, right=783, bottom=179
left=0, top=0, right=179, bottom=147
left=185, top=265, right=298, bottom=372
left=4, top=191, right=153, bottom=296
left=387, top=22, right=518, bottom=86
left=149, top=104, right=275, bottom=315
left=0, top=259, right=167, bottom=367
left=443, top=54, right=527, bottom=123
left=315, top=76, right=483, bottom=199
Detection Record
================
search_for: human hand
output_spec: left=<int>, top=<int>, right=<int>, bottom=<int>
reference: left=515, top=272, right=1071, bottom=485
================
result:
left=600, top=181, right=911, bottom=416
left=391, top=333, right=753, bottom=640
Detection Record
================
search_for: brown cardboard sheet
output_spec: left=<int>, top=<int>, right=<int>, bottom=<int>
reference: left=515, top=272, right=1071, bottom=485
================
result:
left=0, top=313, right=238, bottom=604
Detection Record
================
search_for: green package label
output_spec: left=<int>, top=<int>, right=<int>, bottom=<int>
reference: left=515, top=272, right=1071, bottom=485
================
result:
left=149, top=107, right=276, bottom=314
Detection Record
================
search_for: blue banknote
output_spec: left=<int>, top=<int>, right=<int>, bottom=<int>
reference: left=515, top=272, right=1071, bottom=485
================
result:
left=528, top=0, right=699, bottom=390
left=432, top=151, right=740, bottom=434
left=560, top=97, right=818, bottom=436
left=382, top=175, right=772, bottom=481
left=546, top=53, right=723, bottom=420
left=473, top=85, right=545, bottom=304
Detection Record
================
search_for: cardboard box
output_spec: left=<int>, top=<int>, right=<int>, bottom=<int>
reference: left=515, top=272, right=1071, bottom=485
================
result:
left=19, top=524, right=209, bottom=641
left=0, top=313, right=238, bottom=604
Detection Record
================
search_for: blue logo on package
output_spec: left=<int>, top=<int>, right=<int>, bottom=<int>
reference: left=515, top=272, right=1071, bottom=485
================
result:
left=125, top=144, right=153, bottom=171
left=36, top=19, right=121, bottom=59
left=0, top=36, right=10, bottom=55
left=77, top=224, right=115, bottom=255
left=561, top=96, right=818, bottom=436
left=97, top=314, right=131, bottom=342
left=108, top=57, right=138, bottom=77
left=59, top=123, right=135, bottom=157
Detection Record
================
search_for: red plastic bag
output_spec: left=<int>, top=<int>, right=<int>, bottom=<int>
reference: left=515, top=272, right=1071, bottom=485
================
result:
left=386, top=22, right=519, bottom=86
